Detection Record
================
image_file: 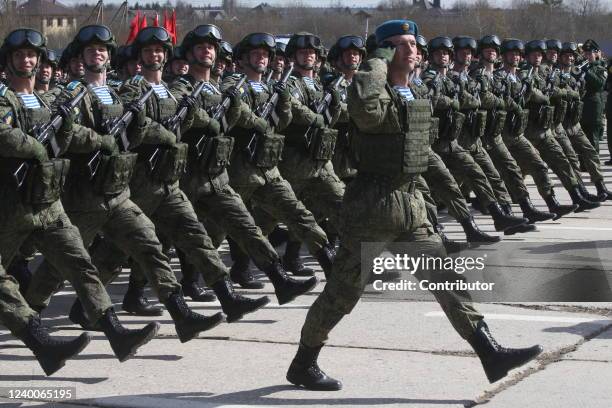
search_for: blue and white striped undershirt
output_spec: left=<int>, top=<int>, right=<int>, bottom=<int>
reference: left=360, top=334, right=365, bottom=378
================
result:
left=150, top=83, right=169, bottom=99
left=91, top=85, right=114, bottom=105
left=248, top=80, right=265, bottom=93
left=17, top=93, right=41, bottom=109
left=393, top=86, right=415, bottom=102
left=302, top=76, right=316, bottom=90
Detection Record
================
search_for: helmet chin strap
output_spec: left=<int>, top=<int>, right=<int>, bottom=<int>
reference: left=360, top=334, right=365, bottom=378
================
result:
left=8, top=58, right=39, bottom=78
left=188, top=53, right=213, bottom=69
left=143, top=62, right=163, bottom=71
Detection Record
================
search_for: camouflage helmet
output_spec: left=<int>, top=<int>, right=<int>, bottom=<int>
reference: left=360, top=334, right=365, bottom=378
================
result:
left=0, top=28, right=47, bottom=77
left=286, top=32, right=323, bottom=57
left=218, top=40, right=234, bottom=62
left=181, top=24, right=222, bottom=53
left=452, top=36, right=477, bottom=55
left=416, top=34, right=428, bottom=58
left=478, top=35, right=501, bottom=54
left=73, top=25, right=117, bottom=55
left=41, top=48, right=59, bottom=68
left=235, top=33, right=275, bottom=60
left=560, top=41, right=579, bottom=56
left=545, top=39, right=562, bottom=52
left=112, top=45, right=136, bottom=70
left=500, top=38, right=525, bottom=54
left=275, top=41, right=287, bottom=57
left=132, top=26, right=173, bottom=54
left=524, top=39, right=547, bottom=55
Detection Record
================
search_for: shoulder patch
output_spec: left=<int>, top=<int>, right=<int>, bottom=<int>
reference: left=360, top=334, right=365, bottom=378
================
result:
left=129, top=75, right=144, bottom=85
left=413, top=77, right=423, bottom=86
left=2, top=111, right=13, bottom=125
left=66, top=80, right=83, bottom=91
left=0, top=84, right=7, bottom=97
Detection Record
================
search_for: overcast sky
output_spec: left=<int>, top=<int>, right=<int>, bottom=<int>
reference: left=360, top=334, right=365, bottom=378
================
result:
left=58, top=0, right=612, bottom=8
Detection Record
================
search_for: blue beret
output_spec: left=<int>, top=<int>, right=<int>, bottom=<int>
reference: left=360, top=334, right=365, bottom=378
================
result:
left=375, top=20, right=419, bottom=45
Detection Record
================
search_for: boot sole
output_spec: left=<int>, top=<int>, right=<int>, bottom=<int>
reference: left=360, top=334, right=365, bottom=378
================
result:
left=115, top=322, right=160, bottom=363
left=286, top=372, right=343, bottom=391
left=504, top=224, right=537, bottom=236
left=226, top=297, right=271, bottom=323
left=277, top=278, right=318, bottom=306
left=39, top=333, right=92, bottom=376
left=177, top=312, right=226, bottom=343
left=122, top=304, right=164, bottom=316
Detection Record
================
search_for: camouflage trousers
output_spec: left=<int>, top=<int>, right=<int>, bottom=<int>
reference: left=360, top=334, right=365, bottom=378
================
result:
left=434, top=140, right=498, bottom=208
left=563, top=123, right=604, bottom=183
left=0, top=261, right=38, bottom=334
left=26, top=197, right=180, bottom=314
left=89, top=182, right=229, bottom=289
left=0, top=200, right=113, bottom=322
left=484, top=135, right=530, bottom=203
left=465, top=140, right=512, bottom=205
left=502, top=132, right=554, bottom=198
left=299, top=177, right=483, bottom=347
left=422, top=149, right=472, bottom=223
left=524, top=126, right=579, bottom=192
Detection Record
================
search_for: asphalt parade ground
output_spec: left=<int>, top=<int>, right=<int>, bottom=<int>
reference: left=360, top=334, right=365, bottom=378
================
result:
left=2, top=138, right=612, bottom=408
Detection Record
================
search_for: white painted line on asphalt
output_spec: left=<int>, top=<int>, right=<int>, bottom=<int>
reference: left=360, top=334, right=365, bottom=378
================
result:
left=425, top=311, right=612, bottom=324
left=537, top=226, right=612, bottom=231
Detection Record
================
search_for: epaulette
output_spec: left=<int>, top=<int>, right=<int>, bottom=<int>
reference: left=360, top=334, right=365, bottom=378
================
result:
left=0, top=83, right=7, bottom=97
left=66, top=80, right=82, bottom=91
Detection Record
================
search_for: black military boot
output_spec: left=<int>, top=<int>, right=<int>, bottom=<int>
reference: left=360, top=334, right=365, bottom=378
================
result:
left=459, top=217, right=500, bottom=243
left=433, top=224, right=468, bottom=254
left=595, top=180, right=612, bottom=201
left=211, top=277, right=270, bottom=323
left=228, top=238, right=264, bottom=289
left=499, top=203, right=537, bottom=235
left=265, top=262, right=318, bottom=305
left=122, top=275, right=163, bottom=316
left=569, top=186, right=600, bottom=212
left=97, top=308, right=160, bottom=362
left=320, top=218, right=339, bottom=248
left=605, top=159, right=612, bottom=166
left=7, top=256, right=31, bottom=296
left=469, top=196, right=490, bottom=215
left=163, top=292, right=226, bottom=343
left=518, top=197, right=555, bottom=224
left=180, top=280, right=217, bottom=302
left=543, top=193, right=577, bottom=220
left=69, top=299, right=103, bottom=331
left=314, top=245, right=335, bottom=279
left=287, top=343, right=342, bottom=391
left=577, top=182, right=602, bottom=203
left=282, top=240, right=314, bottom=277
left=468, top=320, right=543, bottom=383
left=17, top=316, right=91, bottom=376
left=488, top=202, right=530, bottom=234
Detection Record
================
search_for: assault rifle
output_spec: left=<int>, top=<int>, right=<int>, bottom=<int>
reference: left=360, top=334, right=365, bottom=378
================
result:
left=304, top=74, right=344, bottom=149
left=194, top=75, right=247, bottom=159
left=245, top=64, right=293, bottom=161
left=146, top=81, right=207, bottom=172
left=13, top=87, right=87, bottom=188
left=87, top=87, right=154, bottom=178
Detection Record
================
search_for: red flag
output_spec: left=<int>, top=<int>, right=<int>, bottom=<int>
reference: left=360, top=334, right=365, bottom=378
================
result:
left=139, top=12, right=148, bottom=30
left=126, top=10, right=140, bottom=44
left=163, top=10, right=175, bottom=44
left=153, top=13, right=159, bottom=27
left=171, top=10, right=177, bottom=45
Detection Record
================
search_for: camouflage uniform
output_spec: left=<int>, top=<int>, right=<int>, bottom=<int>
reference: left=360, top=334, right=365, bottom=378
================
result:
left=580, top=60, right=608, bottom=152
left=299, top=55, right=483, bottom=350
left=0, top=261, right=37, bottom=334
left=0, top=84, right=114, bottom=321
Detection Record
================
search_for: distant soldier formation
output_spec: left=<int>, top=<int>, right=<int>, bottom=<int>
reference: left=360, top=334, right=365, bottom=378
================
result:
left=0, top=20, right=609, bottom=388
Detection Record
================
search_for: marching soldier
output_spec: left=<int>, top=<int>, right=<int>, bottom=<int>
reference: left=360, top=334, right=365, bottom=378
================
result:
left=24, top=24, right=226, bottom=343
left=0, top=27, right=159, bottom=361
left=580, top=39, right=607, bottom=154
left=286, top=20, right=542, bottom=390
left=423, top=36, right=530, bottom=235
left=169, top=24, right=318, bottom=304
left=211, top=40, right=233, bottom=84
left=471, top=35, right=555, bottom=223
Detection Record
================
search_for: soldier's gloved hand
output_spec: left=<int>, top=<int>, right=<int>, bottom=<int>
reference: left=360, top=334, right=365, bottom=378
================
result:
left=329, top=88, right=342, bottom=110
left=372, top=46, right=395, bottom=64
left=253, top=117, right=270, bottom=134
left=125, top=100, right=147, bottom=127
left=223, top=86, right=242, bottom=108
left=205, top=117, right=221, bottom=136
left=274, top=81, right=290, bottom=101
left=99, top=134, right=118, bottom=154
left=158, top=127, right=177, bottom=146
left=57, top=105, right=76, bottom=133
left=31, top=141, right=49, bottom=162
